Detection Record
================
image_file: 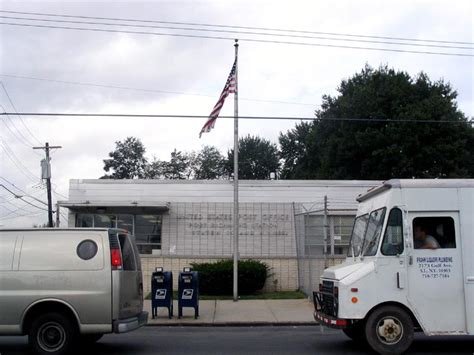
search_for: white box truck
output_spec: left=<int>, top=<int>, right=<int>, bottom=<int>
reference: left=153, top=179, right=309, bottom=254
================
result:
left=313, top=179, right=473, bottom=354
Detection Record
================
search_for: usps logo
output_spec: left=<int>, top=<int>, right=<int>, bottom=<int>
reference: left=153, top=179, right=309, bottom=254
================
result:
left=182, top=289, right=194, bottom=299
left=155, top=289, right=167, bottom=300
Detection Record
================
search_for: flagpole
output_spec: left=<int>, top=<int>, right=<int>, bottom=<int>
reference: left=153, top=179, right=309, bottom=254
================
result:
left=233, top=39, right=239, bottom=302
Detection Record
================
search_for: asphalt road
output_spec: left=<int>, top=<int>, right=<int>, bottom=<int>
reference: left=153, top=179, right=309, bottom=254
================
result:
left=1, top=326, right=473, bottom=355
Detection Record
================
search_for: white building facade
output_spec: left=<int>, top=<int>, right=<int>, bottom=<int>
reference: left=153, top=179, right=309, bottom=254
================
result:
left=61, top=179, right=379, bottom=294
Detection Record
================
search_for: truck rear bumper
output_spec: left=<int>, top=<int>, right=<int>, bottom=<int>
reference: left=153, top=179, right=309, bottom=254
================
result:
left=314, top=311, right=348, bottom=328
left=113, top=311, right=148, bottom=333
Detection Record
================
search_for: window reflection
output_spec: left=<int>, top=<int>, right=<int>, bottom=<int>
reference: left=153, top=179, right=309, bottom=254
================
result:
left=75, top=213, right=162, bottom=254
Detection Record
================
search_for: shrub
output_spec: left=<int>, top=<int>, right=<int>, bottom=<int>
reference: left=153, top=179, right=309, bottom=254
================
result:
left=190, top=259, right=269, bottom=295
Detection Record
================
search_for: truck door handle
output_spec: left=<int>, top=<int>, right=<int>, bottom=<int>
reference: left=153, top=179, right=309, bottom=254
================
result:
left=467, top=277, right=474, bottom=283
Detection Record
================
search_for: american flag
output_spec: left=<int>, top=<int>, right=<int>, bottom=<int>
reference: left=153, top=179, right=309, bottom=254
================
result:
left=199, top=60, right=237, bottom=138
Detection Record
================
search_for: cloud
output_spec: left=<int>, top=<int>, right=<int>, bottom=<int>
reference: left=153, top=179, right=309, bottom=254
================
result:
left=1, top=0, right=472, bottom=226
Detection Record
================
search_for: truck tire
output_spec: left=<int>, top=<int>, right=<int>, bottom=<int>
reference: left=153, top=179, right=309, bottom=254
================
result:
left=28, top=312, right=78, bottom=355
left=342, top=321, right=366, bottom=343
left=365, top=305, right=414, bottom=355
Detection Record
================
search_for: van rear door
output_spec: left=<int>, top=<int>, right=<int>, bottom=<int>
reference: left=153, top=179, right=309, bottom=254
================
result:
left=110, top=231, right=143, bottom=320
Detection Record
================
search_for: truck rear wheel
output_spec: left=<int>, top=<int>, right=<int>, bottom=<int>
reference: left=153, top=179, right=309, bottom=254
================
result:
left=28, top=312, right=77, bottom=355
left=365, top=306, right=414, bottom=355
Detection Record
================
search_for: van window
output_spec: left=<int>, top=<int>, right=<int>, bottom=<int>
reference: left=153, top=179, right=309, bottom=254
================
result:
left=118, top=234, right=137, bottom=271
left=381, top=208, right=403, bottom=256
left=412, top=217, right=455, bottom=249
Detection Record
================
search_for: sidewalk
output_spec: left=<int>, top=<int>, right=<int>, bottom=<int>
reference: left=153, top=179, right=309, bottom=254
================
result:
left=145, top=299, right=317, bottom=326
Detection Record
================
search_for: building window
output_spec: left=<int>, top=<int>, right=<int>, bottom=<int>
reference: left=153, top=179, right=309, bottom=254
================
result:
left=332, top=215, right=354, bottom=255
left=304, top=214, right=355, bottom=256
left=76, top=214, right=93, bottom=227
left=94, top=214, right=116, bottom=228
left=135, top=215, right=162, bottom=254
left=75, top=213, right=162, bottom=254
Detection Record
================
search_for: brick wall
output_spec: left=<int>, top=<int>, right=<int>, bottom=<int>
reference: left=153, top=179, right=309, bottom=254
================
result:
left=141, top=256, right=299, bottom=294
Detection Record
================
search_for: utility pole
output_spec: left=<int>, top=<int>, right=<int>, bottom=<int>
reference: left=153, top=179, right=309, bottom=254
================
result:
left=323, top=195, right=328, bottom=269
left=33, top=142, right=62, bottom=227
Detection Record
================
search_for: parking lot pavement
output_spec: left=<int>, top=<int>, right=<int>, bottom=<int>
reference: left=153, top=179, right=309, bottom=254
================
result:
left=145, top=298, right=316, bottom=325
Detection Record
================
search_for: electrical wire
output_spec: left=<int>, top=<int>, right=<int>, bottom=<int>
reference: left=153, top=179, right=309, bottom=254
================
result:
left=0, top=104, right=38, bottom=149
left=0, top=74, right=314, bottom=106
left=0, top=210, right=44, bottom=220
left=0, top=141, right=40, bottom=183
left=1, top=21, right=472, bottom=57
left=0, top=81, right=43, bottom=146
left=1, top=15, right=471, bottom=51
left=0, top=177, right=48, bottom=206
left=1, top=112, right=471, bottom=125
left=0, top=184, right=49, bottom=212
left=1, top=9, right=471, bottom=46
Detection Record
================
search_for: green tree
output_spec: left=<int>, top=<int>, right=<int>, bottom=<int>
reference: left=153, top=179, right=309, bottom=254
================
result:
left=162, top=149, right=195, bottom=179
left=102, top=137, right=147, bottom=179
left=283, top=65, right=474, bottom=179
left=225, top=135, right=280, bottom=179
left=279, top=122, right=312, bottom=179
left=144, top=157, right=167, bottom=179
left=194, top=145, right=226, bottom=179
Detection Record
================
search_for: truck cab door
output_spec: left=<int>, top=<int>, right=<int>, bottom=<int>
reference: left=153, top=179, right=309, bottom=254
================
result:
left=407, top=212, right=466, bottom=334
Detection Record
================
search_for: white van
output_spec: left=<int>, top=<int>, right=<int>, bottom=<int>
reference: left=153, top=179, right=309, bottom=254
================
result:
left=0, top=228, right=148, bottom=355
left=313, top=179, right=473, bottom=354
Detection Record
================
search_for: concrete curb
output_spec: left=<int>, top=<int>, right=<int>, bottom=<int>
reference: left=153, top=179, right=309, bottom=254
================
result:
left=146, top=322, right=319, bottom=327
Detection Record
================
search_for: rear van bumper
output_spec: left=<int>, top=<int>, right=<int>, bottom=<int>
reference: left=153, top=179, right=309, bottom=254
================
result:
left=113, top=311, right=148, bottom=333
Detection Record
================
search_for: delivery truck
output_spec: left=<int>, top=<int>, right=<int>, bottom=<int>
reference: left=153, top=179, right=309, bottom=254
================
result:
left=313, top=179, right=473, bottom=354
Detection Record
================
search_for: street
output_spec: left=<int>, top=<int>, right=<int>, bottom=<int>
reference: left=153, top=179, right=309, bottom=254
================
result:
left=1, top=326, right=473, bottom=355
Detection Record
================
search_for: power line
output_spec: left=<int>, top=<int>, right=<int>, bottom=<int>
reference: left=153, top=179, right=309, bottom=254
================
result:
left=0, top=184, right=50, bottom=211
left=0, top=210, right=44, bottom=220
left=1, top=112, right=472, bottom=125
left=1, top=9, right=472, bottom=46
left=0, top=81, right=43, bottom=146
left=1, top=15, right=472, bottom=51
left=1, top=21, right=472, bottom=57
left=0, top=74, right=314, bottom=106
left=0, top=140, right=40, bottom=183
left=0, top=176, right=48, bottom=205
left=0, top=104, right=39, bottom=149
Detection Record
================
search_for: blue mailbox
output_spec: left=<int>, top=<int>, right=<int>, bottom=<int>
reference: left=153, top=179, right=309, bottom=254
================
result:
left=151, top=267, right=173, bottom=319
left=178, top=267, right=199, bottom=319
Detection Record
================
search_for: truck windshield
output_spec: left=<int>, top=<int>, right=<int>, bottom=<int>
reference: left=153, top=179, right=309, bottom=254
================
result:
left=348, top=214, right=369, bottom=257
left=361, top=208, right=386, bottom=256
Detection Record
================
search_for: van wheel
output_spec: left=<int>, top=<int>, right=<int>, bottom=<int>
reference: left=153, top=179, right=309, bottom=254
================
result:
left=365, top=306, right=414, bottom=355
left=342, top=322, right=366, bottom=343
left=29, top=312, right=77, bottom=355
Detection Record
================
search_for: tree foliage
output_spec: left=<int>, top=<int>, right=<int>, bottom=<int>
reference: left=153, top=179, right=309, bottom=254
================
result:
left=102, top=137, right=147, bottom=179
left=194, top=145, right=226, bottom=179
left=226, top=135, right=280, bottom=179
left=280, top=65, right=474, bottom=179
left=279, top=122, right=312, bottom=179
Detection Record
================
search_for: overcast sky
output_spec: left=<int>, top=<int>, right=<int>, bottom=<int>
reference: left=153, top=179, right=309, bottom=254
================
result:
left=0, top=0, right=472, bottom=227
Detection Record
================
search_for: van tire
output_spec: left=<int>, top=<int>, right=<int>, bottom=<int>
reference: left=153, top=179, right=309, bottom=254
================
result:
left=365, top=306, right=414, bottom=355
left=28, top=312, right=78, bottom=355
left=342, top=322, right=366, bottom=343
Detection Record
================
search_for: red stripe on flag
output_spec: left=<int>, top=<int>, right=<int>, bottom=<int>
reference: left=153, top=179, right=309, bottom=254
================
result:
left=199, top=60, right=237, bottom=138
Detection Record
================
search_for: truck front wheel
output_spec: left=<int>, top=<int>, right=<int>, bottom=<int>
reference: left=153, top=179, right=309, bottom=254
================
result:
left=365, top=306, right=414, bottom=355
